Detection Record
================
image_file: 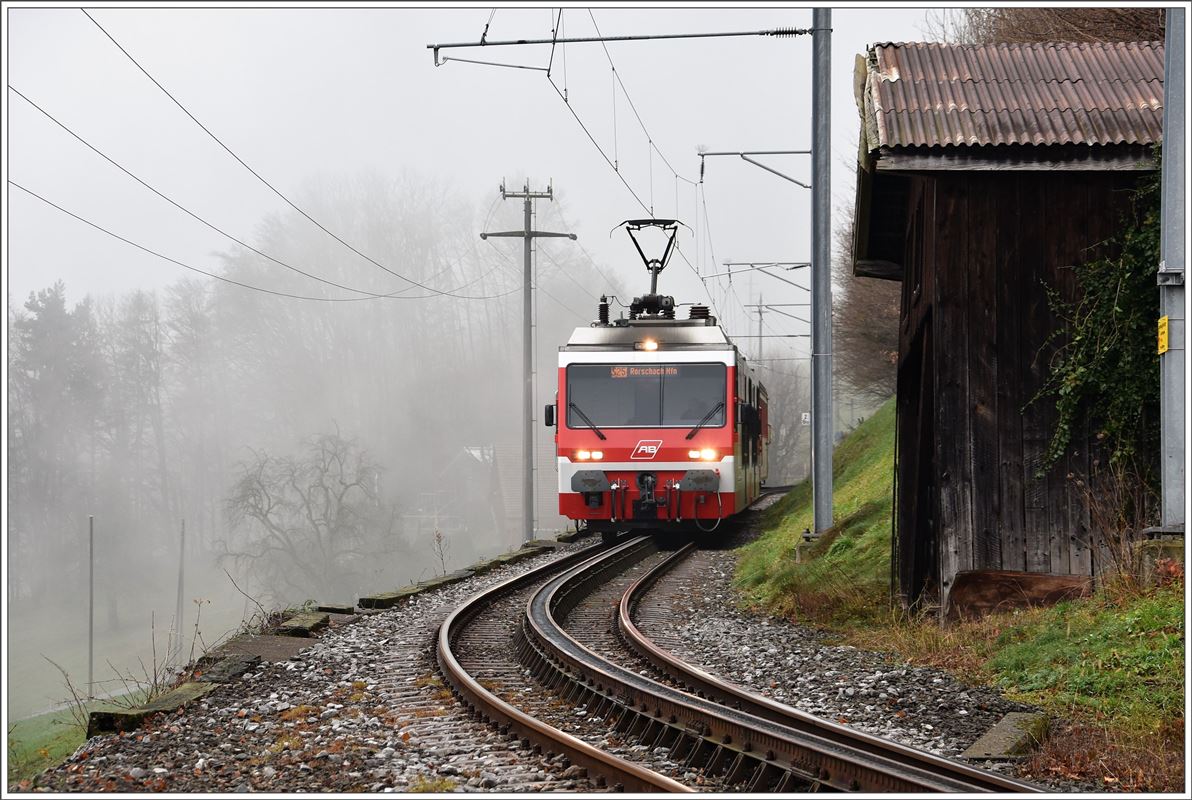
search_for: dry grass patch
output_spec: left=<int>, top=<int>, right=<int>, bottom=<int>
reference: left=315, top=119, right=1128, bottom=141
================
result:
left=278, top=704, right=319, bottom=722
left=1023, top=717, right=1184, bottom=792
left=268, top=733, right=304, bottom=754
left=413, top=674, right=443, bottom=689
left=408, top=775, right=457, bottom=792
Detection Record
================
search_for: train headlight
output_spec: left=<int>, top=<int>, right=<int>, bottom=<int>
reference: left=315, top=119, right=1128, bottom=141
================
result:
left=591, top=450, right=604, bottom=460
left=635, top=338, right=659, bottom=351
left=576, top=450, right=592, bottom=461
left=687, top=449, right=701, bottom=459
left=700, top=448, right=718, bottom=461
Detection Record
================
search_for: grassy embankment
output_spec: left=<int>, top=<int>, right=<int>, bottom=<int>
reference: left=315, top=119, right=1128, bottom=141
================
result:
left=8, top=706, right=96, bottom=785
left=736, top=398, right=1185, bottom=792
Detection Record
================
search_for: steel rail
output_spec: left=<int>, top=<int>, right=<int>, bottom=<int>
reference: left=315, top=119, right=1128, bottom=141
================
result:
left=435, top=541, right=690, bottom=793
left=620, top=543, right=1044, bottom=793
left=521, top=537, right=1022, bottom=792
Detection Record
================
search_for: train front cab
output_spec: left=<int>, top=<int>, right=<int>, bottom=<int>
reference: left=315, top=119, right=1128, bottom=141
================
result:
left=550, top=347, right=769, bottom=537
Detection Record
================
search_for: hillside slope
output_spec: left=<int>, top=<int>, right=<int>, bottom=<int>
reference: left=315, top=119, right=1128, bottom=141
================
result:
left=737, top=398, right=895, bottom=623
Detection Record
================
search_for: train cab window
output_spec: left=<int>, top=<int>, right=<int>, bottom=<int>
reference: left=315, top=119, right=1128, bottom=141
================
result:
left=566, top=363, right=726, bottom=428
left=661, top=364, right=726, bottom=426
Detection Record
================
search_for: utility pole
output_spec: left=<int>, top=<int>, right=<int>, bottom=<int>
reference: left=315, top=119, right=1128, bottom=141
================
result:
left=811, top=7, right=833, bottom=536
left=88, top=515, right=94, bottom=700
left=173, top=519, right=185, bottom=665
left=481, top=182, right=576, bottom=543
left=1158, top=6, right=1185, bottom=535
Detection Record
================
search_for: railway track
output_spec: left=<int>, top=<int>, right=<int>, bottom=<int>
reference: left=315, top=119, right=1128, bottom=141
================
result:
left=437, top=522, right=1043, bottom=792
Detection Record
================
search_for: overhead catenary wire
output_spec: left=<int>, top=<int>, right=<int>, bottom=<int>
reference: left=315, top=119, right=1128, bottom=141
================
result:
left=81, top=8, right=488, bottom=299
left=441, top=10, right=729, bottom=329
left=588, top=9, right=699, bottom=189
left=8, top=85, right=509, bottom=302
left=546, top=78, right=652, bottom=217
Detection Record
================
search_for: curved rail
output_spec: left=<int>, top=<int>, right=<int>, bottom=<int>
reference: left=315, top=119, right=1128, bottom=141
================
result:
left=435, top=542, right=690, bottom=793
left=520, top=537, right=1042, bottom=793
left=619, top=542, right=1043, bottom=793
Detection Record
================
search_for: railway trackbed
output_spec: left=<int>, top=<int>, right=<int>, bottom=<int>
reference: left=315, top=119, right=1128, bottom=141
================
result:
left=437, top=534, right=1044, bottom=793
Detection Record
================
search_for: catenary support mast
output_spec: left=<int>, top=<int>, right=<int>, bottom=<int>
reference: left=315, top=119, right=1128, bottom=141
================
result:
left=1158, top=8, right=1185, bottom=534
left=811, top=8, right=833, bottom=535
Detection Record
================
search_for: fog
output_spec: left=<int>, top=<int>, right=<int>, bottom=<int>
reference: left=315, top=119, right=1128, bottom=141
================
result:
left=6, top=6, right=926, bottom=718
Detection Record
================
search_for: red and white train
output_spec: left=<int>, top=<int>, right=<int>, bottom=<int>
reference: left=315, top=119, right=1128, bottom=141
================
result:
left=544, top=220, right=769, bottom=541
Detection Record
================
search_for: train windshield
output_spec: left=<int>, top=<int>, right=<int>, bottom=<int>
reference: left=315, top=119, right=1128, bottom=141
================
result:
left=566, top=363, right=726, bottom=428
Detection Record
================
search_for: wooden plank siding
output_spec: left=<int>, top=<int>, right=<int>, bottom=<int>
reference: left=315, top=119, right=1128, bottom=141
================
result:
left=968, top=179, right=1001, bottom=571
left=1019, top=172, right=1054, bottom=574
left=929, top=175, right=973, bottom=611
left=892, top=168, right=1144, bottom=614
left=995, top=174, right=1026, bottom=572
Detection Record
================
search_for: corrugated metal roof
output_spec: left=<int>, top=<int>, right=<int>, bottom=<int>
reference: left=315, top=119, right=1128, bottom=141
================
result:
left=862, top=41, right=1164, bottom=149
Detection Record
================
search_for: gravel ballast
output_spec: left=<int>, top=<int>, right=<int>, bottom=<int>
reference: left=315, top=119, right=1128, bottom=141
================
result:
left=21, top=520, right=1095, bottom=793
left=25, top=542, right=599, bottom=794
left=634, top=544, right=1095, bottom=792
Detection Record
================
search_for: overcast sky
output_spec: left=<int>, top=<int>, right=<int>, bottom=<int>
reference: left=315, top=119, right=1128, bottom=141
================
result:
left=5, top=3, right=935, bottom=348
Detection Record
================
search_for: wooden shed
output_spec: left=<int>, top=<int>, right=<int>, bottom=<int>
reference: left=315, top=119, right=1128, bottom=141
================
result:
left=851, top=41, right=1164, bottom=615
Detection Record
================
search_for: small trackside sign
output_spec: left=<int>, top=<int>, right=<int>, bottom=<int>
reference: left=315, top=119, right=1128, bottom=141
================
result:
left=630, top=440, right=663, bottom=460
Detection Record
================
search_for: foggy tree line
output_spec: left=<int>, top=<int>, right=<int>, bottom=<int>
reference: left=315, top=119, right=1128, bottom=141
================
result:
left=8, top=169, right=835, bottom=624
left=7, top=173, right=618, bottom=614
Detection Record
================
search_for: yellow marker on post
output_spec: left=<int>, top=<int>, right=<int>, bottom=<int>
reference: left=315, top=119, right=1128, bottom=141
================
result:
left=1158, top=315, right=1170, bottom=355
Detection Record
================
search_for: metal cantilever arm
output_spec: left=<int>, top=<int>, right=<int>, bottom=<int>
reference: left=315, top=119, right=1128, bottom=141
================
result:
left=739, top=155, right=810, bottom=188
left=482, top=231, right=578, bottom=239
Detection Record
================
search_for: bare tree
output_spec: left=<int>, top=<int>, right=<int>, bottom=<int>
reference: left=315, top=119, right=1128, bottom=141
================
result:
left=833, top=203, right=899, bottom=401
left=761, top=363, right=812, bottom=484
left=222, top=431, right=403, bottom=605
left=929, top=7, right=1164, bottom=44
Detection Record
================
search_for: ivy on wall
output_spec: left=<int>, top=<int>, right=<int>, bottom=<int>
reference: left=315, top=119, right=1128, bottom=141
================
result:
left=1030, top=155, right=1161, bottom=481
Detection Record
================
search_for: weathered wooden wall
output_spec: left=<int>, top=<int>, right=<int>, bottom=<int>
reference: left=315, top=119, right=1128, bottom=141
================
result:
left=894, top=169, right=1142, bottom=611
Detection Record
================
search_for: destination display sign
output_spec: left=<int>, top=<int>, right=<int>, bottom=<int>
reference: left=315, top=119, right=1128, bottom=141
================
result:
left=609, top=365, right=679, bottom=378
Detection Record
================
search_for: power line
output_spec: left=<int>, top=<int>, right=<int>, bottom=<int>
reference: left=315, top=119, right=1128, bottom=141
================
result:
left=536, top=242, right=598, bottom=301
left=8, top=85, right=507, bottom=302
left=571, top=236, right=619, bottom=291
left=9, top=180, right=433, bottom=303
left=81, top=8, right=484, bottom=299
left=483, top=238, right=588, bottom=321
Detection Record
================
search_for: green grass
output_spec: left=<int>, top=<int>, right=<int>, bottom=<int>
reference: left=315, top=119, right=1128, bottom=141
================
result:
left=989, top=583, right=1184, bottom=734
left=736, top=398, right=896, bottom=623
left=8, top=692, right=151, bottom=786
left=7, top=708, right=88, bottom=785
